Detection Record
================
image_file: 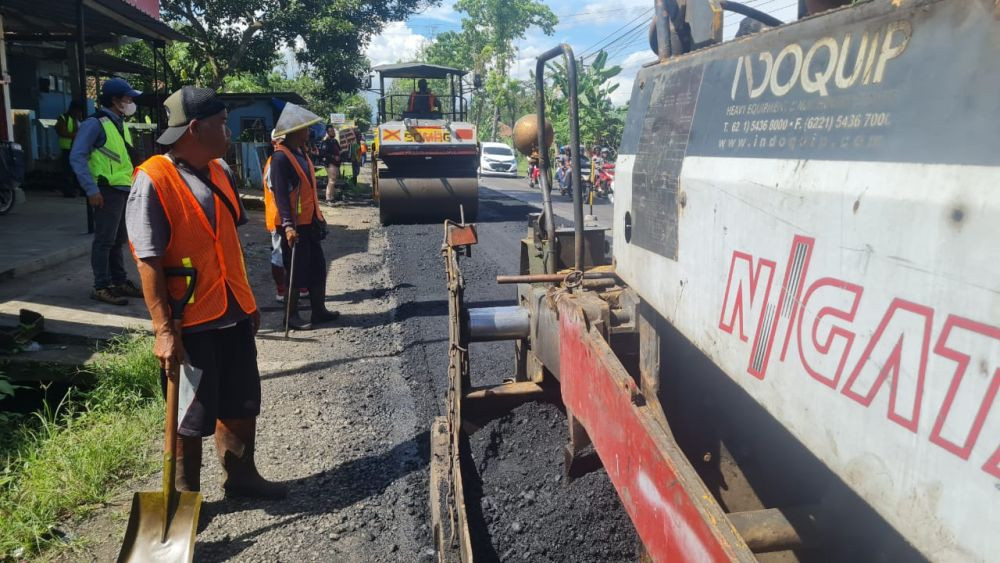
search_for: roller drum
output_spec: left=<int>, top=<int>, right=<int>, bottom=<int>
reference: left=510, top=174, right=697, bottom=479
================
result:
left=378, top=176, right=479, bottom=225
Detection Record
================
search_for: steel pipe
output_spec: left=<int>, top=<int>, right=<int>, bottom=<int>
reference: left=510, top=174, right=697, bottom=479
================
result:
left=496, top=272, right=617, bottom=284
left=728, top=506, right=823, bottom=553
left=465, top=306, right=530, bottom=342
left=535, top=44, right=583, bottom=273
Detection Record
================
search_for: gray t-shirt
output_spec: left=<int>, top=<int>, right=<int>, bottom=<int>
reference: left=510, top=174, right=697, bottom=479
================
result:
left=126, top=156, right=253, bottom=333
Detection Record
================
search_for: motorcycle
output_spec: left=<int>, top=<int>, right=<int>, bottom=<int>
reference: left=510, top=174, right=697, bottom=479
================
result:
left=528, top=163, right=540, bottom=189
left=594, top=161, right=615, bottom=201
left=0, top=142, right=26, bottom=215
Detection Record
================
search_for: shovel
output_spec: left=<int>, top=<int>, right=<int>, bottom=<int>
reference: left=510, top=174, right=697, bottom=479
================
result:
left=118, top=267, right=202, bottom=563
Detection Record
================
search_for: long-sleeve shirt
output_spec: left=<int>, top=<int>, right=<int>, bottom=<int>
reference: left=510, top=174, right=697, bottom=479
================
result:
left=69, top=108, right=129, bottom=196
left=267, top=148, right=315, bottom=229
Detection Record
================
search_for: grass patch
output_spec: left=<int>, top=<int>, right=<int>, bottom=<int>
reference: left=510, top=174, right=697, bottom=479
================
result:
left=0, top=334, right=162, bottom=560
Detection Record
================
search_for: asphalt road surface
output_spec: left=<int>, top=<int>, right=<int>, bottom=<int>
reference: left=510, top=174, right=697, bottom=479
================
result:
left=478, top=174, right=614, bottom=237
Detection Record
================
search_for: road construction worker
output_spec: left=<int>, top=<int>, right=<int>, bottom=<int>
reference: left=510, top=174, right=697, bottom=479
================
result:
left=266, top=102, right=340, bottom=330
left=320, top=124, right=341, bottom=202
left=55, top=100, right=84, bottom=197
left=125, top=86, right=286, bottom=499
left=69, top=78, right=144, bottom=305
left=349, top=128, right=362, bottom=185
left=407, top=78, right=438, bottom=114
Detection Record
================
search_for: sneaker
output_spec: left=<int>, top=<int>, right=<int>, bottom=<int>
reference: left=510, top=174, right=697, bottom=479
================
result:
left=298, top=288, right=309, bottom=297
left=92, top=287, right=128, bottom=306
left=111, top=280, right=144, bottom=298
left=276, top=286, right=286, bottom=303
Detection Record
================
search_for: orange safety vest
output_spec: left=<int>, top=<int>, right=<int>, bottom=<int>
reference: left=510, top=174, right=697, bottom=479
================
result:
left=408, top=91, right=437, bottom=112
left=134, top=155, right=257, bottom=329
left=262, top=144, right=324, bottom=231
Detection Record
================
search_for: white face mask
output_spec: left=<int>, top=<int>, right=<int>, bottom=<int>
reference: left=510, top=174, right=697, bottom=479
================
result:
left=119, top=101, right=137, bottom=117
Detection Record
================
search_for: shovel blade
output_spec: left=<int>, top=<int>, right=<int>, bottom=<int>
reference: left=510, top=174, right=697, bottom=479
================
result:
left=117, top=491, right=202, bottom=563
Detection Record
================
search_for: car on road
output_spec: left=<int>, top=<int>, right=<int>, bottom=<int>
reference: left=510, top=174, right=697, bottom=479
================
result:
left=479, top=142, right=518, bottom=177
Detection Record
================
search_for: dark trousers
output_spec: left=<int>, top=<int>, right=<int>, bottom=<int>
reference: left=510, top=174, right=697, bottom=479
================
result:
left=92, top=186, right=129, bottom=290
left=280, top=222, right=327, bottom=290
left=60, top=150, right=80, bottom=197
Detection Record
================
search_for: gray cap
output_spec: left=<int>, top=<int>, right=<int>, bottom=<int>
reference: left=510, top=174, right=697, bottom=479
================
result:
left=157, top=86, right=227, bottom=145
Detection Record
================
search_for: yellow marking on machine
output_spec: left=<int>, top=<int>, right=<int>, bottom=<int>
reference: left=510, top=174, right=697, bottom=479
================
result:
left=404, top=127, right=452, bottom=143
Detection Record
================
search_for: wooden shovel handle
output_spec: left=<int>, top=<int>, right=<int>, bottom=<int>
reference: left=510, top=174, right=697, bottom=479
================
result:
left=163, top=365, right=179, bottom=496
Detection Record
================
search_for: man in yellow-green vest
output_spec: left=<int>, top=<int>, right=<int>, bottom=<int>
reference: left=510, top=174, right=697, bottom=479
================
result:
left=70, top=78, right=145, bottom=305
left=55, top=100, right=84, bottom=197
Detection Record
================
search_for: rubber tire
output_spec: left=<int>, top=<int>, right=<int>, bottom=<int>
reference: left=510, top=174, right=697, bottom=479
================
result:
left=0, top=186, right=15, bottom=215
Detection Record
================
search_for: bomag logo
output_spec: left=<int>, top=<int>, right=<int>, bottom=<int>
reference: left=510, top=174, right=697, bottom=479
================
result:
left=730, top=20, right=911, bottom=100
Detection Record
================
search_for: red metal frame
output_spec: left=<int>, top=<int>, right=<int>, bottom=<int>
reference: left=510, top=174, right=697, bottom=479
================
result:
left=558, top=298, right=754, bottom=562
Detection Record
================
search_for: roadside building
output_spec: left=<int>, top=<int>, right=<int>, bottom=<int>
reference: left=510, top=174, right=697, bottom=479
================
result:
left=0, top=0, right=185, bottom=181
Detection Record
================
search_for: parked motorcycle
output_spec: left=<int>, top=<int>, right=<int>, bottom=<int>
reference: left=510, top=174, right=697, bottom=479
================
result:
left=0, top=142, right=26, bottom=215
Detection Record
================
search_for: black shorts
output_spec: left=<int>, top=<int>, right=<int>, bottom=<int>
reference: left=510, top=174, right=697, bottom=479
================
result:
left=280, top=222, right=327, bottom=289
left=161, top=318, right=261, bottom=437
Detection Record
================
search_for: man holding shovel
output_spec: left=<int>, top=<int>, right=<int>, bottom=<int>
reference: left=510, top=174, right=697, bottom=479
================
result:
left=125, top=86, right=286, bottom=499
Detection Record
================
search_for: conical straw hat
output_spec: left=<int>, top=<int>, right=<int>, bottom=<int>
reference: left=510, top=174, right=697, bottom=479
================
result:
left=273, top=102, right=322, bottom=137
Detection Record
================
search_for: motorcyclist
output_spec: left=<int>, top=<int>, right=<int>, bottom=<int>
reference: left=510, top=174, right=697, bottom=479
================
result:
left=528, top=149, right=541, bottom=188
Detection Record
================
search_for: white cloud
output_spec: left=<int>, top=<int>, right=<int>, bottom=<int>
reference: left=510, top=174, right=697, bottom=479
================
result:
left=558, top=0, right=651, bottom=29
left=416, top=1, right=460, bottom=23
left=366, top=22, right=429, bottom=67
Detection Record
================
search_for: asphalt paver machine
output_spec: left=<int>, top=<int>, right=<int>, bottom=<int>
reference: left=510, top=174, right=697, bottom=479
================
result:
left=371, top=63, right=479, bottom=225
left=430, top=0, right=1000, bottom=561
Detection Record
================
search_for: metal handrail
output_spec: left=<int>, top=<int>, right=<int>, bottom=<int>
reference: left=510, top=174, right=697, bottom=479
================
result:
left=534, top=44, right=583, bottom=274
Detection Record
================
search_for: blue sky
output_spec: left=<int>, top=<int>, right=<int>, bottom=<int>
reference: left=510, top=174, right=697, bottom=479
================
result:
left=365, top=0, right=800, bottom=106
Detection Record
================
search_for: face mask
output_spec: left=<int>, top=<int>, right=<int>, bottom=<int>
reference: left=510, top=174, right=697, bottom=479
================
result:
left=119, top=101, right=137, bottom=117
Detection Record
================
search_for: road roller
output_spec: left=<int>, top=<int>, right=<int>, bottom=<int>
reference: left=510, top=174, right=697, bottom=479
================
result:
left=371, top=63, right=479, bottom=225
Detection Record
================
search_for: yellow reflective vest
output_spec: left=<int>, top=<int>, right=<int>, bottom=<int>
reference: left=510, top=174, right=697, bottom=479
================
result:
left=56, top=114, right=76, bottom=150
left=87, top=117, right=134, bottom=188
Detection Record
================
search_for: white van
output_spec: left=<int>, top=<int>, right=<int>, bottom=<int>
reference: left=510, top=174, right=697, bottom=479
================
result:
left=479, top=142, right=517, bottom=177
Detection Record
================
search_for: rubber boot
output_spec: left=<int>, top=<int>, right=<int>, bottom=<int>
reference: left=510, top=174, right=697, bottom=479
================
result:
left=175, top=435, right=202, bottom=492
left=215, top=418, right=288, bottom=499
left=286, top=288, right=311, bottom=330
left=309, top=285, right=340, bottom=325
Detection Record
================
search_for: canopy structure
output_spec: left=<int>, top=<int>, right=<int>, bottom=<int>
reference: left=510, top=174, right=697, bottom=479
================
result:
left=1, top=0, right=188, bottom=43
left=372, top=63, right=467, bottom=79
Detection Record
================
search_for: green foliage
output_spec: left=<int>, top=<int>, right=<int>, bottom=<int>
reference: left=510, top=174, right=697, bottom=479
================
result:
left=337, top=94, right=374, bottom=132
left=160, top=0, right=434, bottom=93
left=545, top=50, right=627, bottom=150
left=0, top=334, right=162, bottom=559
left=426, top=0, right=557, bottom=140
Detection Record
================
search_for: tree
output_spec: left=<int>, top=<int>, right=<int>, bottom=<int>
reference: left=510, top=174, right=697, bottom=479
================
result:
left=546, top=50, right=626, bottom=150
left=337, top=94, right=374, bottom=132
left=428, top=0, right=557, bottom=140
left=159, top=0, right=435, bottom=92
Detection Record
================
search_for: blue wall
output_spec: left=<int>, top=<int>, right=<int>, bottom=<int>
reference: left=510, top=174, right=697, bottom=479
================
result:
left=226, top=100, right=278, bottom=141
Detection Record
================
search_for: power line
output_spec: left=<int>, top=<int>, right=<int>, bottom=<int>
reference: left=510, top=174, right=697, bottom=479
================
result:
left=578, top=8, right=653, bottom=60
left=723, top=2, right=797, bottom=28
left=581, top=14, right=652, bottom=61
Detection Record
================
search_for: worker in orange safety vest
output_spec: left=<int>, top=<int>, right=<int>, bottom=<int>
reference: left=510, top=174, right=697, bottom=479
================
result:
left=125, top=86, right=286, bottom=499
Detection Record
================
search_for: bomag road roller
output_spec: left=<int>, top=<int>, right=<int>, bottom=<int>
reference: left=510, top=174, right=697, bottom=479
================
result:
left=371, top=63, right=479, bottom=225
left=430, top=0, right=1000, bottom=561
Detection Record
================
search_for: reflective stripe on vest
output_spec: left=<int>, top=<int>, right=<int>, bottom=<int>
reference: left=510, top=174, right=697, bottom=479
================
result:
left=261, top=145, right=324, bottom=231
left=134, top=155, right=256, bottom=329
left=57, top=114, right=76, bottom=150
left=88, top=117, right=134, bottom=188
